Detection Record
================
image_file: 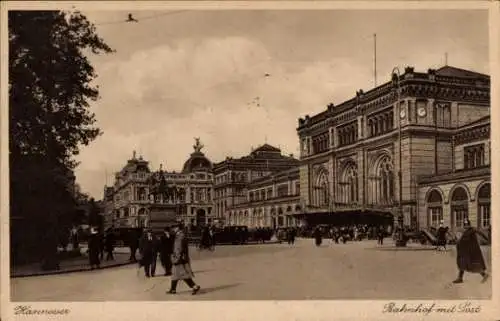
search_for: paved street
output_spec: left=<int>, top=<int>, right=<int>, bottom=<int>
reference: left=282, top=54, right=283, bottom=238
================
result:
left=10, top=238, right=491, bottom=301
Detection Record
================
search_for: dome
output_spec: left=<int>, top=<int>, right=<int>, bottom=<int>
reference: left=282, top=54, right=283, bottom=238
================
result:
left=182, top=138, right=212, bottom=173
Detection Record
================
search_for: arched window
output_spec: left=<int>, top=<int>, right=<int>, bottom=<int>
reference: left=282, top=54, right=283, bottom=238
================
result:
left=338, top=162, right=357, bottom=204
left=427, top=190, right=443, bottom=227
left=314, top=169, right=329, bottom=207
left=369, top=156, right=394, bottom=205
left=477, top=183, right=491, bottom=229
left=451, top=187, right=469, bottom=228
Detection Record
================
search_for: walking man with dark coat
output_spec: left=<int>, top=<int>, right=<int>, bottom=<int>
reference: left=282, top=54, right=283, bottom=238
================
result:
left=377, top=226, right=385, bottom=245
left=139, top=229, right=158, bottom=278
left=128, top=230, right=139, bottom=262
left=313, top=227, right=322, bottom=246
left=453, top=219, right=489, bottom=284
left=436, top=221, right=448, bottom=251
left=105, top=229, right=115, bottom=261
left=88, top=227, right=101, bottom=269
left=160, top=227, right=174, bottom=276
left=167, top=222, right=201, bottom=295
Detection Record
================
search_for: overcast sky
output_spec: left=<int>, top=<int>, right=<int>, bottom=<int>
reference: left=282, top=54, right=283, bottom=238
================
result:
left=76, top=9, right=489, bottom=199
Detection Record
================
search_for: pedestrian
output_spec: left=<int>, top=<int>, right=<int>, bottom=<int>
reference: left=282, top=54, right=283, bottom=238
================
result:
left=105, top=229, right=115, bottom=261
left=98, top=231, right=105, bottom=261
left=436, top=221, right=448, bottom=251
left=377, top=226, right=385, bottom=245
left=167, top=222, right=201, bottom=295
left=199, top=226, right=211, bottom=250
left=313, top=227, right=322, bottom=247
left=139, top=229, right=158, bottom=278
left=290, top=227, right=296, bottom=245
left=88, top=227, right=101, bottom=270
left=160, top=226, right=174, bottom=276
left=208, top=226, right=216, bottom=250
left=453, top=219, right=489, bottom=284
left=128, top=229, right=139, bottom=262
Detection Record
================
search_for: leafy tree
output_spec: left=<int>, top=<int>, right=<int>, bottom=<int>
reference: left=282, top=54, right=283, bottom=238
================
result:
left=9, top=11, right=113, bottom=267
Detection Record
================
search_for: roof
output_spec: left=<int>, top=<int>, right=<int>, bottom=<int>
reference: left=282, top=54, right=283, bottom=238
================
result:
left=458, top=115, right=490, bottom=129
left=119, top=157, right=150, bottom=175
left=182, top=151, right=212, bottom=173
left=252, top=144, right=281, bottom=153
left=435, top=66, right=489, bottom=79
left=298, top=65, right=490, bottom=130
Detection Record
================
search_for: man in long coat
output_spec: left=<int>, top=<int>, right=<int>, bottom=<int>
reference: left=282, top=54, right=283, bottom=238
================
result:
left=88, top=227, right=101, bottom=269
left=167, top=222, right=201, bottom=295
left=159, top=227, right=174, bottom=276
left=313, top=227, right=322, bottom=246
left=453, top=219, right=489, bottom=283
left=139, top=229, right=158, bottom=277
left=436, top=221, right=448, bottom=251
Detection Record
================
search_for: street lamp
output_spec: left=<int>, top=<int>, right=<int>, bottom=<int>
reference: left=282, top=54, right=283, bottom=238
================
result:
left=392, top=67, right=407, bottom=247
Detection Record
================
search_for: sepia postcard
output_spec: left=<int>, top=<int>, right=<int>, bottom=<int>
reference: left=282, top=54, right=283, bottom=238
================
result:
left=1, top=1, right=499, bottom=321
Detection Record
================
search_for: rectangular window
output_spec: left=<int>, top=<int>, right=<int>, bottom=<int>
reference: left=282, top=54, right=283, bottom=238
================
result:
left=267, top=188, right=273, bottom=199
left=454, top=208, right=466, bottom=228
left=277, top=185, right=289, bottom=197
left=464, top=143, right=485, bottom=169
left=428, top=207, right=443, bottom=227
left=480, top=205, right=490, bottom=228
left=435, top=103, right=451, bottom=128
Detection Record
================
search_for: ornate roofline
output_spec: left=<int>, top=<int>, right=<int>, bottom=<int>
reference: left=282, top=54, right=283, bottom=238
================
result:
left=297, top=66, right=490, bottom=132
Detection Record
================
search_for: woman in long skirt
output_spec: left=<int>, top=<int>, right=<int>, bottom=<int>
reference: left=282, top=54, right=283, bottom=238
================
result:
left=453, top=219, right=489, bottom=284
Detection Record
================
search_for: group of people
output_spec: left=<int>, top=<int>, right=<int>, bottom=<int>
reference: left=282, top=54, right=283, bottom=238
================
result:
left=138, top=222, right=201, bottom=295
left=87, top=228, right=117, bottom=270
left=198, top=226, right=216, bottom=251
left=309, top=225, right=387, bottom=246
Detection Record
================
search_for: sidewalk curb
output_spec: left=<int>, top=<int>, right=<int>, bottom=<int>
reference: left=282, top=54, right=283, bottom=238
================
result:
left=11, top=260, right=136, bottom=278
left=11, top=242, right=284, bottom=278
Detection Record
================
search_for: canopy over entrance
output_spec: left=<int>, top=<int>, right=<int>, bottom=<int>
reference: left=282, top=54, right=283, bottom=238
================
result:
left=302, top=210, right=394, bottom=227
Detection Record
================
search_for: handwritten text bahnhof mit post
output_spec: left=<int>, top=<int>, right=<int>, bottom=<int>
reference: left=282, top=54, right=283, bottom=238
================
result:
left=383, top=302, right=481, bottom=315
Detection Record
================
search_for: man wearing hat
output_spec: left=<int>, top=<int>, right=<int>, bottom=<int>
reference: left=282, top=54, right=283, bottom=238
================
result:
left=159, top=225, right=174, bottom=276
left=139, top=228, right=158, bottom=277
left=436, top=221, right=448, bottom=251
left=167, top=221, right=201, bottom=295
left=453, top=218, right=489, bottom=284
left=88, top=227, right=101, bottom=269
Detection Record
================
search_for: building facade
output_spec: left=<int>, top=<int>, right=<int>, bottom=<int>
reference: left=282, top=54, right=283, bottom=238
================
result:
left=103, top=139, right=215, bottom=229
left=417, top=116, right=490, bottom=234
left=213, top=144, right=299, bottom=225
left=297, top=66, right=490, bottom=230
left=228, top=167, right=301, bottom=228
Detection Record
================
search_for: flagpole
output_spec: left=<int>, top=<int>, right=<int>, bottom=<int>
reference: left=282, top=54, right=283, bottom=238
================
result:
left=374, top=33, right=378, bottom=87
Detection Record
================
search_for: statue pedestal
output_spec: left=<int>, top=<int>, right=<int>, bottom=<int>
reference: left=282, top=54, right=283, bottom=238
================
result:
left=149, top=204, right=179, bottom=232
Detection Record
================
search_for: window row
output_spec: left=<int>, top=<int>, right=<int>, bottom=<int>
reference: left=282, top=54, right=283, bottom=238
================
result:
left=367, top=111, right=394, bottom=138
left=337, top=123, right=358, bottom=147
left=464, top=144, right=486, bottom=169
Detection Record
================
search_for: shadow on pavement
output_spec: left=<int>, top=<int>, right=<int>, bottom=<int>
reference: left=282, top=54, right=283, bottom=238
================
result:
left=198, top=283, right=241, bottom=295
left=365, top=247, right=441, bottom=252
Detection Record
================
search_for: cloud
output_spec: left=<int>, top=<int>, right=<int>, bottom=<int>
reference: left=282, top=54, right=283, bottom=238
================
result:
left=74, top=38, right=385, bottom=197
left=75, top=21, right=488, bottom=198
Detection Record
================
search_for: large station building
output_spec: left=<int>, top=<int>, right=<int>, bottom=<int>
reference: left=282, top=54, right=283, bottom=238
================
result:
left=101, top=65, right=490, bottom=236
left=296, top=65, right=490, bottom=234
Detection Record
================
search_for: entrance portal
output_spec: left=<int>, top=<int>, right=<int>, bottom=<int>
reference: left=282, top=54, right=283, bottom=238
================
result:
left=196, top=209, right=206, bottom=226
